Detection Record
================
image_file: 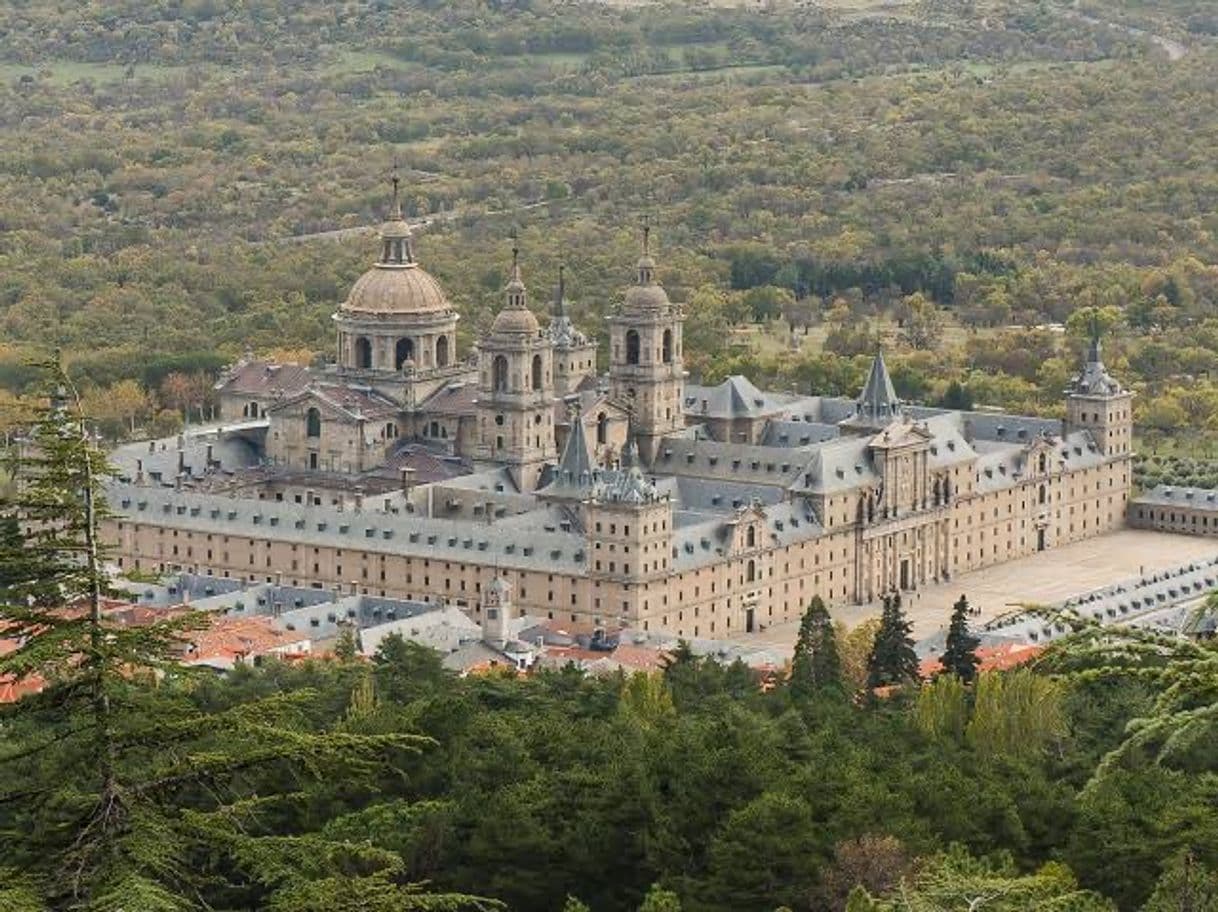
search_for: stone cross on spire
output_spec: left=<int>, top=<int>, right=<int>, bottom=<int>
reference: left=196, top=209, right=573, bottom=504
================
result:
left=637, top=214, right=656, bottom=285
left=504, top=228, right=526, bottom=309
left=389, top=158, right=403, bottom=220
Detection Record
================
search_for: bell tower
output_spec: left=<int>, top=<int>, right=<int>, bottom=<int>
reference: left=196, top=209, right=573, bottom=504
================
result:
left=608, top=220, right=685, bottom=464
left=476, top=243, right=556, bottom=491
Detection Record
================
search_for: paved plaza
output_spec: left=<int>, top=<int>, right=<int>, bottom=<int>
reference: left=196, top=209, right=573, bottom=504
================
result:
left=739, top=529, right=1218, bottom=654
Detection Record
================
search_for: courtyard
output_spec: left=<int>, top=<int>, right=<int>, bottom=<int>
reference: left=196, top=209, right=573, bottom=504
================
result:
left=740, top=529, right=1218, bottom=653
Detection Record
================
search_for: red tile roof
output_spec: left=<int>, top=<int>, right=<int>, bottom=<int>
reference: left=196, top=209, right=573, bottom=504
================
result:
left=918, top=643, right=1045, bottom=679
left=181, top=616, right=310, bottom=665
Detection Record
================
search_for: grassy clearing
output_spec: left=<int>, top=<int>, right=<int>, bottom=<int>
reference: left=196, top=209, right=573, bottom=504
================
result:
left=0, top=59, right=184, bottom=85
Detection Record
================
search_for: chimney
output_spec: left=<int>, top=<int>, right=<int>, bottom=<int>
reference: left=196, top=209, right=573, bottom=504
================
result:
left=135, top=458, right=144, bottom=484
left=349, top=580, right=358, bottom=596
left=354, top=492, right=363, bottom=513
left=176, top=434, right=185, bottom=451
left=149, top=440, right=157, bottom=454
left=275, top=571, right=283, bottom=587
left=177, top=450, right=186, bottom=473
left=401, top=466, right=416, bottom=494
left=206, top=443, right=214, bottom=469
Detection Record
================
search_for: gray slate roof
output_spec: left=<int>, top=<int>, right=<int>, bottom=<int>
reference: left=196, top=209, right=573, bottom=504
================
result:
left=106, top=482, right=588, bottom=573
left=1134, top=485, right=1218, bottom=512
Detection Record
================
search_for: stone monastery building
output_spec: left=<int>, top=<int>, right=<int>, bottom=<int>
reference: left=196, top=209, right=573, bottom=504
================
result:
left=103, top=196, right=1134, bottom=638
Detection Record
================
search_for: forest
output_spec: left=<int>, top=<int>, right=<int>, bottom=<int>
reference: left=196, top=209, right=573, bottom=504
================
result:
left=0, top=0, right=1217, bottom=472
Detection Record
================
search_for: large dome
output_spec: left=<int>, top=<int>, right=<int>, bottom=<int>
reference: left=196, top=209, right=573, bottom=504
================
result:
left=342, top=263, right=451, bottom=316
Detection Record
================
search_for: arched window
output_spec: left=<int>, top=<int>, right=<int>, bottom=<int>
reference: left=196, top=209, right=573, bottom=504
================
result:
left=596, top=411, right=608, bottom=445
left=436, top=335, right=449, bottom=367
left=531, top=354, right=543, bottom=390
left=306, top=407, right=322, bottom=438
left=355, top=337, right=372, bottom=369
left=625, top=330, right=640, bottom=365
left=746, top=526, right=756, bottom=548
left=493, top=355, right=509, bottom=392
left=746, top=559, right=756, bottom=583
left=662, top=328, right=673, bottom=364
left=1038, top=453, right=1047, bottom=474
left=1039, top=484, right=1047, bottom=505
left=395, top=338, right=414, bottom=370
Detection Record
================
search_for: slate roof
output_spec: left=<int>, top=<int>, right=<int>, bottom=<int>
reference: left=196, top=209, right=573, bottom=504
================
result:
left=684, top=376, right=795, bottom=419
left=759, top=419, right=840, bottom=448
left=1069, top=338, right=1125, bottom=397
left=106, top=483, right=589, bottom=573
left=654, top=437, right=808, bottom=487
left=541, top=408, right=596, bottom=498
left=1134, top=485, right=1218, bottom=512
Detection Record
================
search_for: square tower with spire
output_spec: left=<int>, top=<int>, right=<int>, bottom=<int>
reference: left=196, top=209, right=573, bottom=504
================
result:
left=1065, top=333, right=1133, bottom=458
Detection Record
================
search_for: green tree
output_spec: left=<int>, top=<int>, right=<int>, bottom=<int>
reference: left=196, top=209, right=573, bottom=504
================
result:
left=966, top=670, right=1066, bottom=761
left=0, top=364, right=493, bottom=911
left=852, top=845, right=1113, bottom=910
left=619, top=671, right=676, bottom=729
left=915, top=674, right=969, bottom=743
left=897, top=292, right=944, bottom=351
left=939, top=595, right=980, bottom=683
left=703, top=792, right=819, bottom=911
left=638, top=882, right=683, bottom=912
left=866, top=593, right=919, bottom=688
left=1142, top=851, right=1218, bottom=912
left=790, top=595, right=842, bottom=699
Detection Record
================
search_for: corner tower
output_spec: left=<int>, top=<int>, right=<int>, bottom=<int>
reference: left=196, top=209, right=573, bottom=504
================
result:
left=1065, top=332, right=1133, bottom=457
left=476, top=245, right=556, bottom=491
left=608, top=222, right=685, bottom=464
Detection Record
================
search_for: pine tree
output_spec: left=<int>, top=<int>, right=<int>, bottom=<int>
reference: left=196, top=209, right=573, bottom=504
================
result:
left=866, top=593, right=920, bottom=688
left=790, top=595, right=841, bottom=699
left=0, top=363, right=496, bottom=911
left=939, top=594, right=981, bottom=683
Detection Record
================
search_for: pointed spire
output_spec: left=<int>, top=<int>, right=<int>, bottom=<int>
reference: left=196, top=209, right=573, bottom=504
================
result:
left=857, top=349, right=901, bottom=424
left=552, top=264, right=567, bottom=319
left=1070, top=319, right=1123, bottom=396
left=557, top=403, right=593, bottom=482
left=636, top=214, right=656, bottom=286
left=1087, top=313, right=1103, bottom=365
left=505, top=230, right=526, bottom=307
left=621, top=412, right=640, bottom=469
